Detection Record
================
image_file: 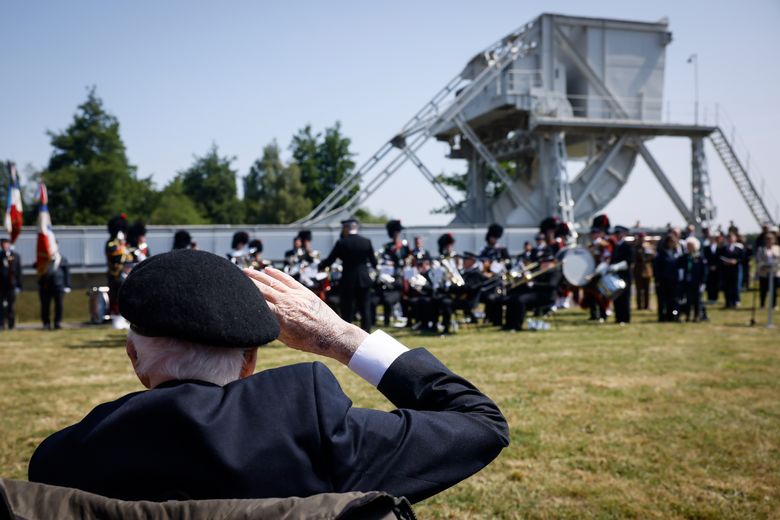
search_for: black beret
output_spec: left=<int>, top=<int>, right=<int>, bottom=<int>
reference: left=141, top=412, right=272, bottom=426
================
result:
left=119, top=249, right=280, bottom=348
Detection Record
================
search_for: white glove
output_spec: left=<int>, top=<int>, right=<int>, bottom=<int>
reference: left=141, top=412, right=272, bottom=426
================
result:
left=63, top=287, right=72, bottom=294
left=595, top=262, right=609, bottom=276
left=609, top=260, right=628, bottom=273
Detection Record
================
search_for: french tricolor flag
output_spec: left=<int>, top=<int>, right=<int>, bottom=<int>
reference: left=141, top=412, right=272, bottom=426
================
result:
left=4, top=161, right=24, bottom=243
left=36, top=181, right=59, bottom=277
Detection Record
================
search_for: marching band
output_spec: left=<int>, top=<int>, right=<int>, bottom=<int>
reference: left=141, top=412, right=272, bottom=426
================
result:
left=102, top=214, right=639, bottom=333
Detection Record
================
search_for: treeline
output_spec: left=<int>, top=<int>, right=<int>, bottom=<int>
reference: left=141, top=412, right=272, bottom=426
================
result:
left=2, top=88, right=386, bottom=226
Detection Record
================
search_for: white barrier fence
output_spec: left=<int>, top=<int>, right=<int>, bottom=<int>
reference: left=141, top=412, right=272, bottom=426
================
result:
left=12, top=225, right=539, bottom=274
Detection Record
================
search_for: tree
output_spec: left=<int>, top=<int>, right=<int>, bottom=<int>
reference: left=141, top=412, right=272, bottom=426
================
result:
left=431, top=161, right=516, bottom=214
left=244, top=142, right=312, bottom=224
left=42, top=87, right=154, bottom=224
left=148, top=178, right=209, bottom=225
left=289, top=122, right=356, bottom=207
left=178, top=144, right=243, bottom=224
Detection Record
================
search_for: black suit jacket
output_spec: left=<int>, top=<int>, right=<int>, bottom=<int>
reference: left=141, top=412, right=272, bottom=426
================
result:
left=611, top=241, right=635, bottom=282
left=28, top=349, right=509, bottom=504
left=320, top=234, right=377, bottom=289
left=0, top=250, right=22, bottom=292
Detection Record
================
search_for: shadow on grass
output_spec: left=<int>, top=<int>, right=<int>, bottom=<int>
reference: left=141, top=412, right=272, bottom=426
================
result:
left=66, top=337, right=126, bottom=349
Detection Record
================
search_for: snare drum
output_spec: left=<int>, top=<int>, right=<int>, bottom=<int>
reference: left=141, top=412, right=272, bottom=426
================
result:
left=88, top=286, right=110, bottom=324
left=596, top=273, right=627, bottom=300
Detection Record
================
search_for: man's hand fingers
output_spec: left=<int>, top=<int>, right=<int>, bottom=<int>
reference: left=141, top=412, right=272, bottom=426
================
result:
left=263, top=266, right=302, bottom=290
left=243, top=268, right=288, bottom=293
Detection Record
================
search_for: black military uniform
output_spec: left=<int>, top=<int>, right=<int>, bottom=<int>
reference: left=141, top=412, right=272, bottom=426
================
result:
left=29, top=249, right=508, bottom=504
left=320, top=219, right=377, bottom=332
left=611, top=225, right=635, bottom=324
left=504, top=257, right=562, bottom=331
left=105, top=215, right=130, bottom=316
left=0, top=241, right=22, bottom=329
left=479, top=224, right=509, bottom=326
left=377, top=220, right=407, bottom=327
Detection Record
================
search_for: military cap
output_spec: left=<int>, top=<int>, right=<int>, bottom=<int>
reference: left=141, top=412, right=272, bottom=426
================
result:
left=486, top=223, right=504, bottom=240
left=119, top=249, right=280, bottom=348
left=539, top=217, right=559, bottom=233
left=461, top=251, right=479, bottom=260
left=297, top=229, right=312, bottom=242
left=341, top=218, right=359, bottom=227
left=385, top=220, right=404, bottom=238
left=173, top=230, right=191, bottom=250
left=612, top=225, right=630, bottom=234
left=592, top=214, right=610, bottom=232
left=437, top=233, right=455, bottom=251
left=107, top=214, right=128, bottom=238
left=231, top=231, right=250, bottom=250
left=248, top=239, right=263, bottom=254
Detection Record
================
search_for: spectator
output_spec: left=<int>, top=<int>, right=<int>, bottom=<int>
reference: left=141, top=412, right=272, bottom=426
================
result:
left=633, top=233, right=654, bottom=310
left=38, top=253, right=71, bottom=330
left=681, top=237, right=708, bottom=322
left=718, top=232, right=743, bottom=309
left=756, top=231, right=779, bottom=309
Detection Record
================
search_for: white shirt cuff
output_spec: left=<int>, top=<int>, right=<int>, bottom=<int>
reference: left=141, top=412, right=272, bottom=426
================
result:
left=347, top=329, right=409, bottom=387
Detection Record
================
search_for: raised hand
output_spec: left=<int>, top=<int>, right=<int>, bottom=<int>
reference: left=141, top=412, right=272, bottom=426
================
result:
left=243, top=267, right=368, bottom=365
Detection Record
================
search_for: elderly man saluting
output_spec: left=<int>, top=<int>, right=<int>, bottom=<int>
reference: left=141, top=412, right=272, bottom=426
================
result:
left=28, top=249, right=508, bottom=504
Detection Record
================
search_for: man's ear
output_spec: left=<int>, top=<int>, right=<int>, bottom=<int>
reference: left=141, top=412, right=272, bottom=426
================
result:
left=126, top=337, right=151, bottom=389
left=239, top=348, right=258, bottom=379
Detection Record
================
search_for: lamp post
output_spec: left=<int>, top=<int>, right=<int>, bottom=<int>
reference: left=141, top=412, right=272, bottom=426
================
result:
left=687, top=54, right=699, bottom=125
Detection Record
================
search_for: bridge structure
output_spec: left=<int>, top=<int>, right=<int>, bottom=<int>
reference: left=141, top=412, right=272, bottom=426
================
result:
left=294, top=13, right=777, bottom=232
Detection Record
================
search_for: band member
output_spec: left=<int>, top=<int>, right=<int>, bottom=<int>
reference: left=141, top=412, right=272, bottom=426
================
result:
left=247, top=239, right=268, bottom=271
left=438, top=233, right=456, bottom=258
left=451, top=252, right=486, bottom=323
left=407, top=255, right=453, bottom=335
left=0, top=239, right=22, bottom=330
left=411, top=236, right=430, bottom=262
left=173, top=230, right=194, bottom=250
left=584, top=215, right=612, bottom=322
left=480, top=224, right=509, bottom=326
left=298, top=229, right=318, bottom=262
left=703, top=230, right=723, bottom=303
left=319, top=218, right=377, bottom=332
left=503, top=253, right=561, bottom=331
left=519, top=241, right=534, bottom=265
left=376, top=220, right=407, bottom=327
left=633, top=233, right=654, bottom=310
left=127, top=221, right=150, bottom=263
left=610, top=225, right=634, bottom=324
left=480, top=224, right=510, bottom=262
left=284, top=234, right=304, bottom=268
left=718, top=231, right=744, bottom=309
left=106, top=214, right=132, bottom=327
left=228, top=231, right=250, bottom=265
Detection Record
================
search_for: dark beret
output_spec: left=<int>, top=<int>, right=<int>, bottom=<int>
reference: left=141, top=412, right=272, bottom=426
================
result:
left=119, top=249, right=279, bottom=348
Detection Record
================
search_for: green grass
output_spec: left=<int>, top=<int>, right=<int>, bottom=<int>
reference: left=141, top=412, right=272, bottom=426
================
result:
left=1, top=293, right=779, bottom=518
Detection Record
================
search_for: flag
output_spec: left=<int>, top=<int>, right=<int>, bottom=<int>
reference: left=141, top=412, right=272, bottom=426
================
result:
left=36, top=181, right=59, bottom=277
left=4, top=161, right=24, bottom=243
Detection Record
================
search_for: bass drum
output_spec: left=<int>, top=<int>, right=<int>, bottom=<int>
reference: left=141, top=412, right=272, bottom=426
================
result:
left=561, top=247, right=595, bottom=287
left=88, top=287, right=110, bottom=324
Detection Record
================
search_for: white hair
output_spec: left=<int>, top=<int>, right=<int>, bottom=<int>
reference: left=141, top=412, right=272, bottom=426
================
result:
left=686, top=236, right=701, bottom=252
left=128, top=330, right=247, bottom=387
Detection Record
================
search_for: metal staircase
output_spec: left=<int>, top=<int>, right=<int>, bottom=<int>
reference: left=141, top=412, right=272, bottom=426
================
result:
left=709, top=127, right=774, bottom=226
left=293, top=23, right=537, bottom=226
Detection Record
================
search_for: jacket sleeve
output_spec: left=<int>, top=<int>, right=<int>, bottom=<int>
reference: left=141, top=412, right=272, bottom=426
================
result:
left=314, top=348, right=509, bottom=503
left=319, top=241, right=341, bottom=270
left=14, top=253, right=23, bottom=289
left=367, top=239, right=377, bottom=268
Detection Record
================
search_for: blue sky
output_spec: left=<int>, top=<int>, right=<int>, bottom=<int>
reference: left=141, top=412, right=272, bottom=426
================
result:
left=1, top=0, right=778, bottom=231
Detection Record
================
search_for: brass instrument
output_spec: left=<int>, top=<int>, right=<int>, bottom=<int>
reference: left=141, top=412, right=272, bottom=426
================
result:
left=439, top=255, right=465, bottom=288
left=504, top=261, right=559, bottom=290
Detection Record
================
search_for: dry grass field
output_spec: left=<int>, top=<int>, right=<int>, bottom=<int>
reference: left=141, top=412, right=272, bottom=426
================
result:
left=1, top=291, right=779, bottom=518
